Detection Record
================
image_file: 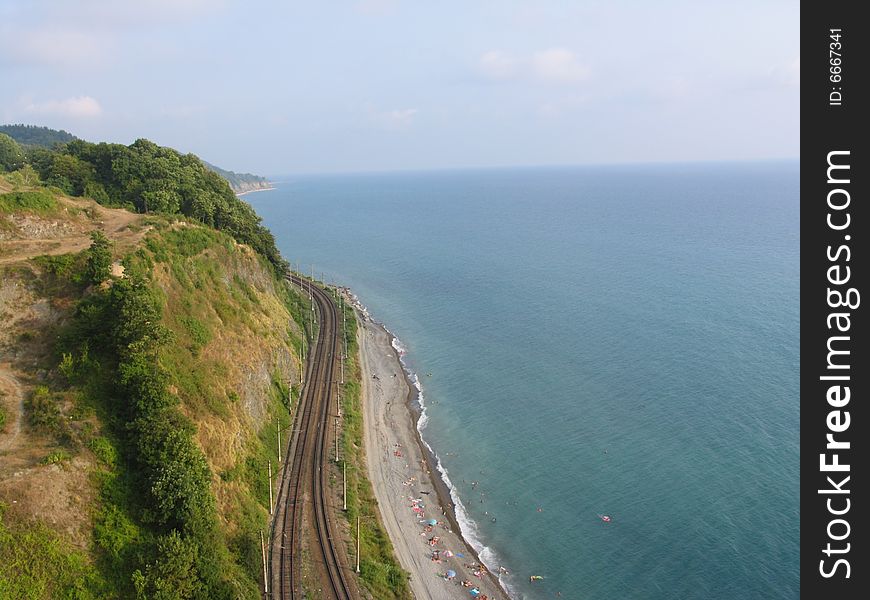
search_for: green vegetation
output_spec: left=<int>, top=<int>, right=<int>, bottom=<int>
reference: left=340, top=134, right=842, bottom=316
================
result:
left=2, top=124, right=271, bottom=195
left=33, top=252, right=89, bottom=297
left=0, top=124, right=76, bottom=149
left=336, top=296, right=411, bottom=599
left=0, top=133, right=25, bottom=171
left=0, top=503, right=104, bottom=599
left=4, top=134, right=283, bottom=270
left=0, top=190, right=57, bottom=213
left=57, top=263, right=245, bottom=597
left=24, top=386, right=76, bottom=446
left=86, top=231, right=113, bottom=285
left=41, top=449, right=72, bottom=465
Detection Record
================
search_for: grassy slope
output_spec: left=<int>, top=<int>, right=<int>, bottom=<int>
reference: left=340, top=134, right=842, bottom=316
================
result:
left=0, top=200, right=308, bottom=596
left=137, top=223, right=311, bottom=592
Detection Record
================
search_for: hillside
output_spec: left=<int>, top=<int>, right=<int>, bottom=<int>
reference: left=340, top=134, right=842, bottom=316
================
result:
left=1, top=175, right=308, bottom=598
left=0, top=134, right=408, bottom=599
left=1, top=125, right=271, bottom=196
left=0, top=124, right=76, bottom=149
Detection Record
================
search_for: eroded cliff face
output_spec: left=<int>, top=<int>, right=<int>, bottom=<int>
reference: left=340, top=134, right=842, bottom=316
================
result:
left=1, top=187, right=305, bottom=596
left=144, top=225, right=305, bottom=531
left=231, top=179, right=274, bottom=195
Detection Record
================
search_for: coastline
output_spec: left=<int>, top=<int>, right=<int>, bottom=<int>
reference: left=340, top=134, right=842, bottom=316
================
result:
left=349, top=290, right=512, bottom=600
left=234, top=185, right=275, bottom=197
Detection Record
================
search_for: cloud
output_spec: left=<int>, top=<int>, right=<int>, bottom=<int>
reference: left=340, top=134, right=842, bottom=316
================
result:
left=649, top=76, right=691, bottom=101
left=354, top=0, right=399, bottom=15
left=784, top=58, right=800, bottom=86
left=478, top=48, right=590, bottom=85
left=368, top=106, right=418, bottom=130
left=479, top=51, right=517, bottom=80
left=537, top=95, right=589, bottom=117
left=0, top=0, right=220, bottom=70
left=0, top=29, right=105, bottom=69
left=9, top=0, right=217, bottom=29
left=766, top=57, right=799, bottom=88
left=383, top=108, right=418, bottom=127
left=531, top=49, right=590, bottom=83
left=24, top=96, right=103, bottom=118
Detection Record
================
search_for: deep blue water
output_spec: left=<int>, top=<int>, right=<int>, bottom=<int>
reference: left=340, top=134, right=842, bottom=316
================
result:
left=248, top=163, right=799, bottom=599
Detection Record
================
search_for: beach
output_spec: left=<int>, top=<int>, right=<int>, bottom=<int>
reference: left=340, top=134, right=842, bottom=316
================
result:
left=354, top=302, right=511, bottom=600
left=234, top=186, right=275, bottom=197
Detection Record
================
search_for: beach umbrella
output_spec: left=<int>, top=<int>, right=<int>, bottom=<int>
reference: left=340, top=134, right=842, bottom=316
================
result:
left=443, top=550, right=454, bottom=557
left=426, top=519, right=438, bottom=526
left=446, top=570, right=456, bottom=578
left=470, top=589, right=481, bottom=597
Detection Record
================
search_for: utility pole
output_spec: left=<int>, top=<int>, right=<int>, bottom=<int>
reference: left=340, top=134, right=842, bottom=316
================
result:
left=334, top=418, right=339, bottom=463
left=268, top=460, right=273, bottom=515
left=277, top=416, right=281, bottom=463
left=260, top=529, right=268, bottom=597
left=343, top=461, right=347, bottom=511
left=356, top=516, right=361, bottom=573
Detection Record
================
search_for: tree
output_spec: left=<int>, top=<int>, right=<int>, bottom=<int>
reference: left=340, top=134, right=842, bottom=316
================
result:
left=132, top=531, right=203, bottom=600
left=84, top=181, right=110, bottom=204
left=18, top=164, right=40, bottom=185
left=86, top=230, right=113, bottom=285
left=48, top=153, right=95, bottom=195
left=0, top=133, right=24, bottom=172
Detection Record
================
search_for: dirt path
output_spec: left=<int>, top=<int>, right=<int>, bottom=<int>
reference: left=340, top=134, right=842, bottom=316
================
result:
left=0, top=197, right=145, bottom=265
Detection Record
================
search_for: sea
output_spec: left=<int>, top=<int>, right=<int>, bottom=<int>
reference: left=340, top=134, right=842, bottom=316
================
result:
left=247, top=162, right=800, bottom=599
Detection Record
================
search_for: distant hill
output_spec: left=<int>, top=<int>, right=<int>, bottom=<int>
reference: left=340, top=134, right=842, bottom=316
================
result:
left=1, top=124, right=271, bottom=195
left=0, top=124, right=77, bottom=148
left=201, top=160, right=273, bottom=195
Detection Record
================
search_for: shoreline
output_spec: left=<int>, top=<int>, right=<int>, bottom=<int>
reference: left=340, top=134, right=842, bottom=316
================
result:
left=234, top=185, right=275, bottom=197
left=348, top=289, right=512, bottom=600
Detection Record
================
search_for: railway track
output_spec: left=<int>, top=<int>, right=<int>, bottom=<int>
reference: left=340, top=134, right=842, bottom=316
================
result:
left=269, top=274, right=356, bottom=600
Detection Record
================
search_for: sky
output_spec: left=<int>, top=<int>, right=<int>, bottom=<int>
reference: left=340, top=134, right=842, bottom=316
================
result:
left=0, top=0, right=799, bottom=175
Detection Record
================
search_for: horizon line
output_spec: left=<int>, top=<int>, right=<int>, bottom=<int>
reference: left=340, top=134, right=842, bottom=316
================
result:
left=264, top=156, right=800, bottom=180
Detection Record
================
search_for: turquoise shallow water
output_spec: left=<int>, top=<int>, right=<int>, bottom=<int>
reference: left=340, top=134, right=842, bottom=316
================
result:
left=248, top=163, right=799, bottom=599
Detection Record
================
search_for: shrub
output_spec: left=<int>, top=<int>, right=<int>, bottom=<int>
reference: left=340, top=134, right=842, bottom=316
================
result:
left=41, top=450, right=71, bottom=465
left=86, top=231, right=113, bottom=284
left=0, top=190, right=57, bottom=213
left=88, top=436, right=118, bottom=467
left=132, top=531, right=203, bottom=600
left=26, top=386, right=60, bottom=431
